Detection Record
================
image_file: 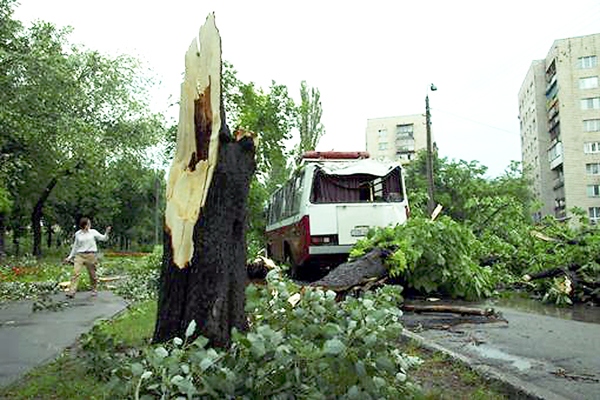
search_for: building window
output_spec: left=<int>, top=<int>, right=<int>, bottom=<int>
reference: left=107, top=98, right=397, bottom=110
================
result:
left=587, top=185, right=600, bottom=197
left=578, top=56, right=598, bottom=69
left=395, top=124, right=414, bottom=139
left=586, top=163, right=600, bottom=175
left=584, top=119, right=600, bottom=132
left=579, top=76, right=599, bottom=89
left=377, top=129, right=387, bottom=138
left=581, top=97, right=600, bottom=110
left=378, top=142, right=388, bottom=150
left=589, top=207, right=600, bottom=223
left=396, top=145, right=415, bottom=153
left=584, top=142, right=600, bottom=153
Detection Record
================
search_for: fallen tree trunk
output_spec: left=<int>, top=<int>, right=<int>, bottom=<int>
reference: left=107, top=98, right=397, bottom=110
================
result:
left=523, top=264, right=579, bottom=281
left=401, top=304, right=497, bottom=317
left=310, top=248, right=389, bottom=291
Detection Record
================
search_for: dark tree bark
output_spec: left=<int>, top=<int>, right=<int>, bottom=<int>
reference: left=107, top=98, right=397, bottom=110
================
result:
left=32, top=176, right=59, bottom=257
left=311, top=248, right=390, bottom=291
left=13, top=227, right=20, bottom=256
left=153, top=14, right=255, bottom=348
left=153, top=133, right=255, bottom=347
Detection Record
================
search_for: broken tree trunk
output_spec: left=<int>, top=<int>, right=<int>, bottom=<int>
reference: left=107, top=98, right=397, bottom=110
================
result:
left=311, top=248, right=390, bottom=291
left=401, top=304, right=497, bottom=317
left=152, top=14, right=256, bottom=348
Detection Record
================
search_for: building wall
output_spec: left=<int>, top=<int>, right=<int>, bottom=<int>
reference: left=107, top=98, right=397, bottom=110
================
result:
left=519, top=33, right=600, bottom=223
left=365, top=114, right=428, bottom=164
left=519, top=60, right=554, bottom=219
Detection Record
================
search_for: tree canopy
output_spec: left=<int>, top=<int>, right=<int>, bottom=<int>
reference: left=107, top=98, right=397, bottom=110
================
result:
left=0, top=0, right=168, bottom=256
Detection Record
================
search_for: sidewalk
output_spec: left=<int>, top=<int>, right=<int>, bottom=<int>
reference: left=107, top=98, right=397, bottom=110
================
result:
left=0, top=291, right=128, bottom=388
left=401, top=306, right=600, bottom=400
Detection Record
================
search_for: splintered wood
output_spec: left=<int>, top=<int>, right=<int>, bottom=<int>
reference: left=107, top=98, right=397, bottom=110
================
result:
left=165, top=14, right=222, bottom=269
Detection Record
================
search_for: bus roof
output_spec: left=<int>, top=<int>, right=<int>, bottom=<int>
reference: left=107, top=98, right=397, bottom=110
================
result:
left=301, top=151, right=369, bottom=160
left=307, top=158, right=403, bottom=177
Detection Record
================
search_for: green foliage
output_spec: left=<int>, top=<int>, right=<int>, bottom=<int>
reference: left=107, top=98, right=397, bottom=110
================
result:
left=31, top=293, right=70, bottom=312
left=351, top=216, right=495, bottom=300
left=0, top=252, right=160, bottom=303
left=0, top=2, right=169, bottom=256
left=222, top=64, right=298, bottom=253
left=405, top=151, right=533, bottom=228
left=295, top=80, right=325, bottom=159
left=79, top=268, right=423, bottom=399
left=101, top=248, right=161, bottom=302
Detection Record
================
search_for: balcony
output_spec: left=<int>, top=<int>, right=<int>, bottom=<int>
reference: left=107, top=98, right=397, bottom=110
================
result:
left=548, top=142, right=563, bottom=170
left=553, top=177, right=564, bottom=189
left=550, top=153, right=563, bottom=170
left=545, top=75, right=557, bottom=95
left=546, top=82, right=558, bottom=100
left=549, top=124, right=561, bottom=142
left=546, top=97, right=558, bottom=111
left=548, top=115, right=560, bottom=130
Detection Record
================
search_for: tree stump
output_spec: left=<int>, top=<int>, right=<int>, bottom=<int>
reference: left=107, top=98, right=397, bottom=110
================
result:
left=152, top=14, right=256, bottom=348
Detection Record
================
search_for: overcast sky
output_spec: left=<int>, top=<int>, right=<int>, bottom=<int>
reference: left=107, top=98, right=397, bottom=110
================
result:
left=15, top=0, right=600, bottom=176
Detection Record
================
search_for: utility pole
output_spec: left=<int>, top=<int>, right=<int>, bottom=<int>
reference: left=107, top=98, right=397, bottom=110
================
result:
left=425, top=84, right=437, bottom=215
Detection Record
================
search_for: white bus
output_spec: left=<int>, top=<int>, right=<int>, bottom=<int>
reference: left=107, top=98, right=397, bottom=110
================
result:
left=265, top=151, right=409, bottom=277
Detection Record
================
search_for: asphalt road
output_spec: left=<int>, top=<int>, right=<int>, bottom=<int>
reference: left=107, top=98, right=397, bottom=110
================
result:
left=404, top=306, right=600, bottom=400
left=0, top=291, right=128, bottom=388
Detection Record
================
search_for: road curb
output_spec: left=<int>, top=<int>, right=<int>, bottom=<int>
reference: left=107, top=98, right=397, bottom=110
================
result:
left=401, top=328, right=570, bottom=400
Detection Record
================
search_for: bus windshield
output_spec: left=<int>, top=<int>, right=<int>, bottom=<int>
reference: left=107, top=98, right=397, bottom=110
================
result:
left=310, top=167, right=404, bottom=204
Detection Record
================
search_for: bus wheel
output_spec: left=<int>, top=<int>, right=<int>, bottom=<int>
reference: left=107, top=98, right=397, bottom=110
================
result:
left=284, top=246, right=300, bottom=280
left=266, top=244, right=272, bottom=259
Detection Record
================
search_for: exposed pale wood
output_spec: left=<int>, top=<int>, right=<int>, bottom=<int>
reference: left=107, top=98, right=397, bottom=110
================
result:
left=530, top=230, right=559, bottom=242
left=97, top=276, right=124, bottom=282
left=165, top=13, right=222, bottom=269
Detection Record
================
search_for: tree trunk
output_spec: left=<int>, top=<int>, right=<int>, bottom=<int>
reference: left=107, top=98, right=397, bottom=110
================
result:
left=31, top=176, right=59, bottom=257
left=153, top=14, right=256, bottom=348
left=46, top=224, right=53, bottom=249
left=401, top=304, right=498, bottom=317
left=13, top=227, right=20, bottom=257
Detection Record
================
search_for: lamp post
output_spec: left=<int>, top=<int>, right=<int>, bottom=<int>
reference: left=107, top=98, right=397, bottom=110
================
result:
left=425, top=83, right=437, bottom=216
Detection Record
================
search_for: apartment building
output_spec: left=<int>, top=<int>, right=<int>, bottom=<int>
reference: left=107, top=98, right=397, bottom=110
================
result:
left=519, top=33, right=600, bottom=223
left=365, top=114, right=428, bottom=164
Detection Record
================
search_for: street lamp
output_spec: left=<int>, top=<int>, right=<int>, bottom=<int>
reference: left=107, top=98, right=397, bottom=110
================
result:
left=425, top=84, right=437, bottom=215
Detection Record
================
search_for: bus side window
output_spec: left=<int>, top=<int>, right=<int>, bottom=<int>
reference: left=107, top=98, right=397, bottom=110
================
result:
left=292, top=173, right=303, bottom=214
